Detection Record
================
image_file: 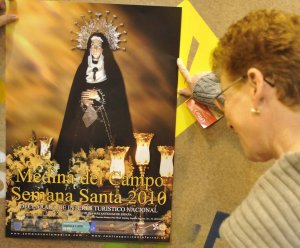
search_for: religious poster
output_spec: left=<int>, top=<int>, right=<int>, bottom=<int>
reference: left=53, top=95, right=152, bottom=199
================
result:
left=5, top=0, right=181, bottom=242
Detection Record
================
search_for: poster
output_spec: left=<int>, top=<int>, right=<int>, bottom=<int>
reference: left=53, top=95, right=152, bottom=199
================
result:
left=5, top=0, right=181, bottom=242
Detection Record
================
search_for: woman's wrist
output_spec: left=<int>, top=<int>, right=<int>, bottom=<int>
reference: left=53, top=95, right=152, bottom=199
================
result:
left=192, top=72, right=221, bottom=109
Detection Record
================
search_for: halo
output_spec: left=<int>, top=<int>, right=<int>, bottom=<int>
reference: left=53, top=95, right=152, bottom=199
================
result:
left=71, top=10, right=127, bottom=51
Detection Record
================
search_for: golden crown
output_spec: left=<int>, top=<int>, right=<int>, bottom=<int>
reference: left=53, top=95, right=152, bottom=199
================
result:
left=71, top=10, right=127, bottom=51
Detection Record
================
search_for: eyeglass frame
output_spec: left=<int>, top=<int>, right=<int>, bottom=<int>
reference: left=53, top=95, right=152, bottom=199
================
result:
left=214, top=75, right=275, bottom=112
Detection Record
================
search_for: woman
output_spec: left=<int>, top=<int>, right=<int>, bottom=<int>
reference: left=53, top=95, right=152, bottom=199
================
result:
left=179, top=9, right=300, bottom=247
left=54, top=33, right=134, bottom=171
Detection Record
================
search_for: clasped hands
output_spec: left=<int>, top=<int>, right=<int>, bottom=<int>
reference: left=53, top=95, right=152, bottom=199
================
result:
left=81, top=89, right=99, bottom=107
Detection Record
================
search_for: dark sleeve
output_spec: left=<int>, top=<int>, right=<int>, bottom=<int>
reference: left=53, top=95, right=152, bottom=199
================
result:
left=53, top=65, right=85, bottom=169
left=106, top=65, right=134, bottom=147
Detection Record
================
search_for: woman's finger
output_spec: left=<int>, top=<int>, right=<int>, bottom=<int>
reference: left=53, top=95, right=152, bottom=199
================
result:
left=177, top=58, right=192, bottom=84
left=0, top=14, right=17, bottom=27
left=0, top=0, right=15, bottom=9
left=178, top=88, right=192, bottom=97
left=0, top=1, right=5, bottom=11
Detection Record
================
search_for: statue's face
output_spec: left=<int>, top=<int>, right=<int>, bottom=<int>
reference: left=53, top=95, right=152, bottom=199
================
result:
left=90, top=40, right=103, bottom=60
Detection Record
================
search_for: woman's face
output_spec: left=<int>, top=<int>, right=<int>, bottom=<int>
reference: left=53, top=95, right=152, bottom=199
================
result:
left=220, top=73, right=272, bottom=162
left=90, top=40, right=103, bottom=60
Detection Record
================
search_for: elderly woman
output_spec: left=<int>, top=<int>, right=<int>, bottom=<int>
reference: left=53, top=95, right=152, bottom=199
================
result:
left=179, top=9, right=300, bottom=247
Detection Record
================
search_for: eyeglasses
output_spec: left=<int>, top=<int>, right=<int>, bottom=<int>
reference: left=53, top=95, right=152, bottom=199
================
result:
left=214, top=76, right=246, bottom=112
left=214, top=75, right=275, bottom=112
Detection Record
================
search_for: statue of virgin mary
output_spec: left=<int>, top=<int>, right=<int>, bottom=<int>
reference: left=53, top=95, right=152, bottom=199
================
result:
left=53, top=33, right=134, bottom=171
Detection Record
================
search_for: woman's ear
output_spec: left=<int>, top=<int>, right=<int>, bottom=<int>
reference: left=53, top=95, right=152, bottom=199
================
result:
left=246, top=67, right=266, bottom=107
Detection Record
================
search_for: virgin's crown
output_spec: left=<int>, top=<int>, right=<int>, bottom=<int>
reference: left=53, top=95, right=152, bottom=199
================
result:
left=71, top=10, right=127, bottom=51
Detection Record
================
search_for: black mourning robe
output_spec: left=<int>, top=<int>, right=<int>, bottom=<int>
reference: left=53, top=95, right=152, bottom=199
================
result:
left=53, top=33, right=134, bottom=171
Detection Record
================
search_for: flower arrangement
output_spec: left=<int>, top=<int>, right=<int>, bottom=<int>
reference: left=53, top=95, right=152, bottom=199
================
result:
left=6, top=139, right=59, bottom=187
left=162, top=210, right=172, bottom=238
left=6, top=137, right=135, bottom=224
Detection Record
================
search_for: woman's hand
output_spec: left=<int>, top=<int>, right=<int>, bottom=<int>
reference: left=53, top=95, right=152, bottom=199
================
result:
left=0, top=0, right=18, bottom=27
left=81, top=99, right=93, bottom=107
left=177, top=58, right=205, bottom=97
left=81, top=89, right=99, bottom=100
left=81, top=89, right=101, bottom=106
left=177, top=58, right=221, bottom=110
